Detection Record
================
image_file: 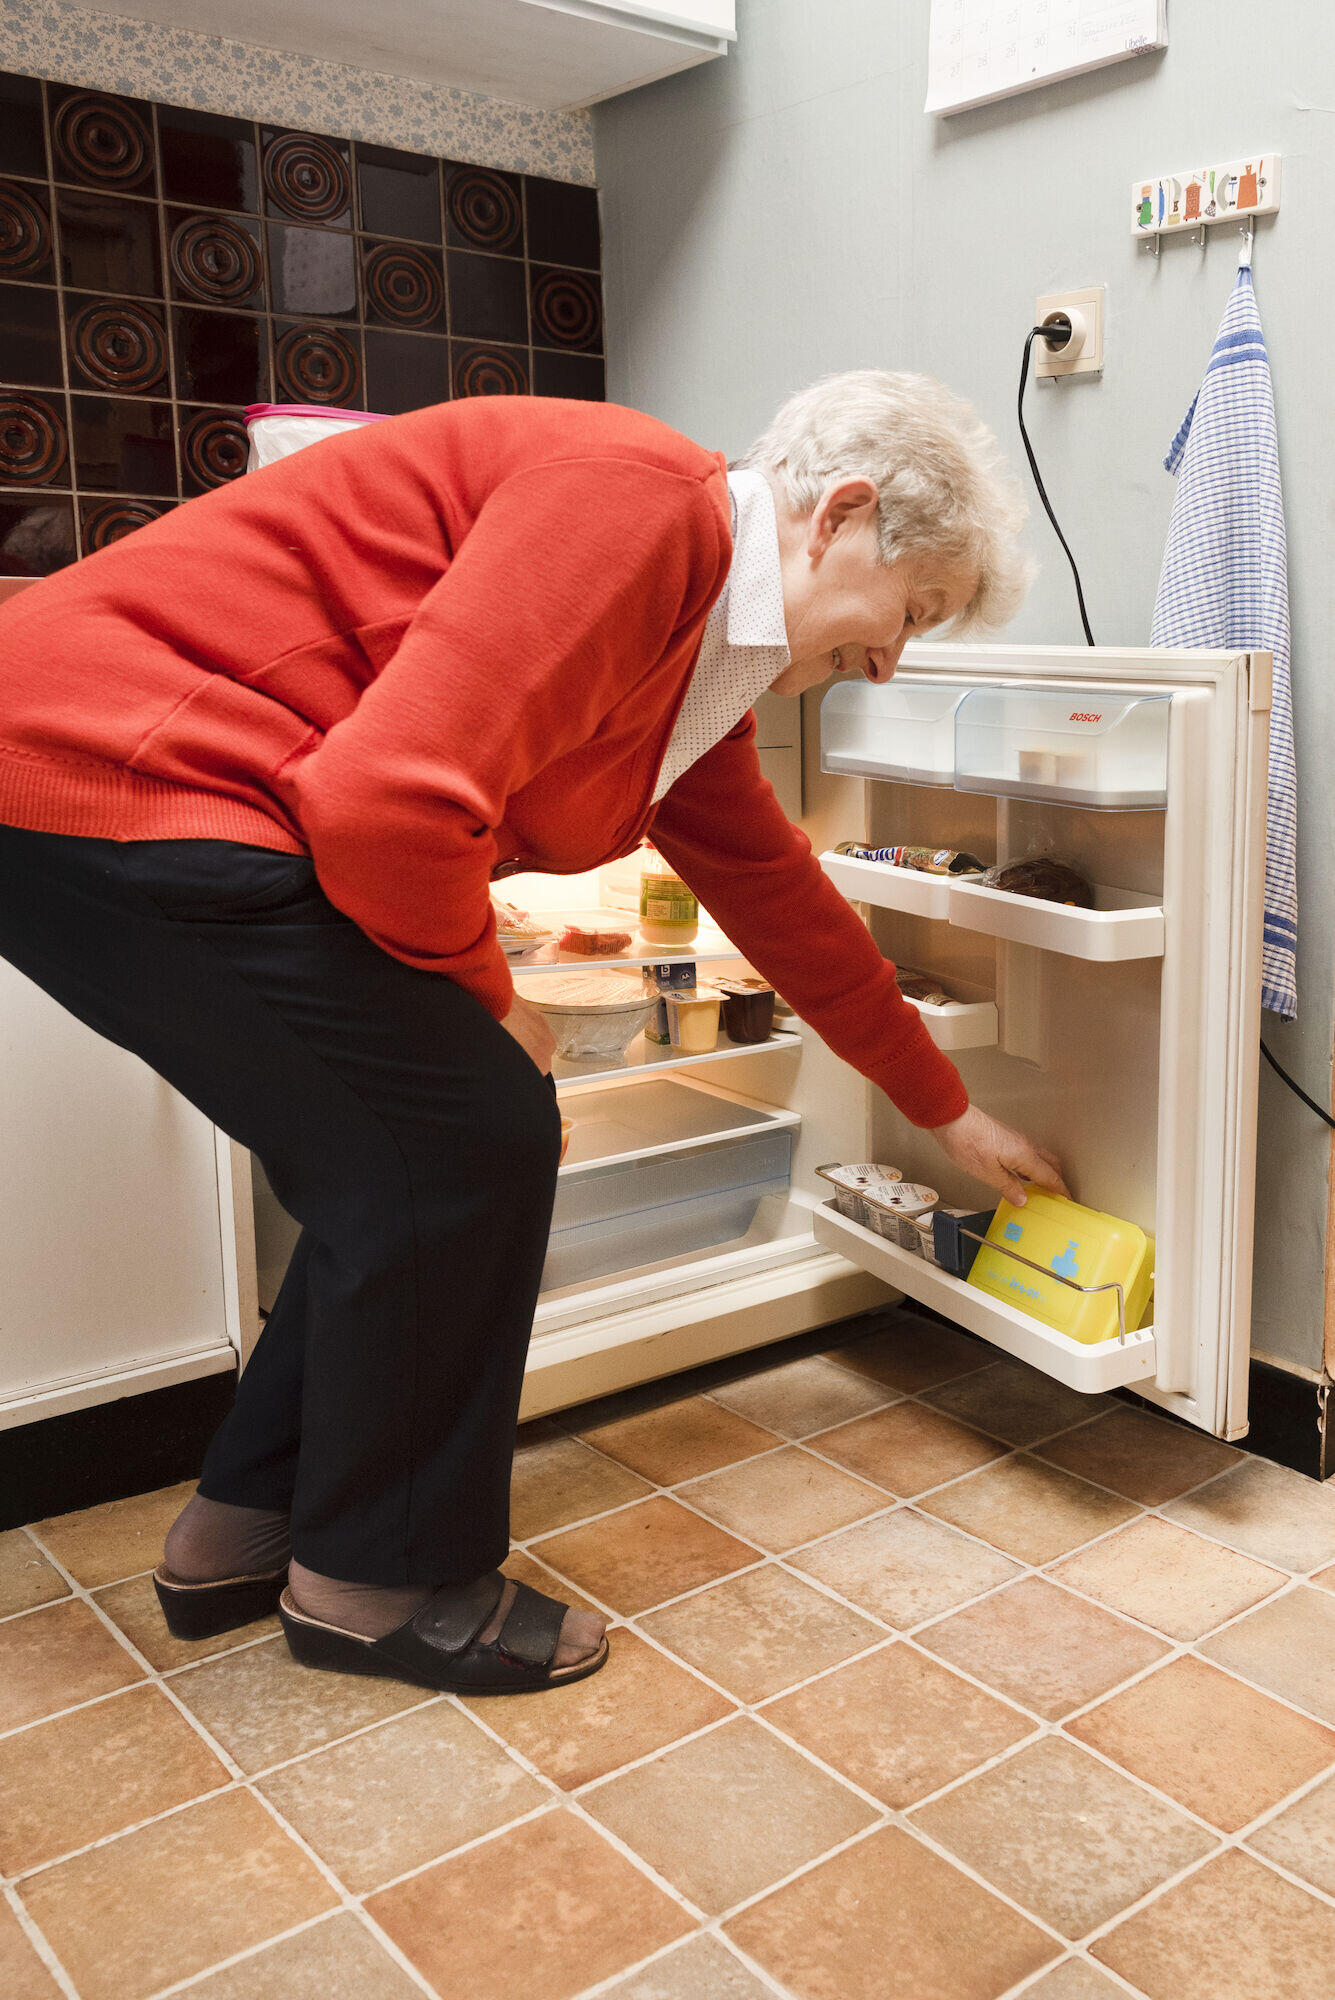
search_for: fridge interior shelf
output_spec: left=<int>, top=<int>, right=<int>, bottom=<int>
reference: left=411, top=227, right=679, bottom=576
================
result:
left=503, top=912, right=742, bottom=974
left=551, top=1026, right=801, bottom=1089
left=955, top=687, right=1171, bottom=810
left=559, top=1074, right=799, bottom=1176
left=820, top=678, right=969, bottom=785
left=813, top=1201, right=1157, bottom=1393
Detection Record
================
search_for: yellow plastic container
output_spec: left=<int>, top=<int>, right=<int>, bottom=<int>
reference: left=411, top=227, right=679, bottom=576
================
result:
left=966, top=1191, right=1155, bottom=1345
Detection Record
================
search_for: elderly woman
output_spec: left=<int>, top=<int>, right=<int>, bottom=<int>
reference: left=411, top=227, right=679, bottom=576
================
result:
left=0, top=371, right=1063, bottom=1696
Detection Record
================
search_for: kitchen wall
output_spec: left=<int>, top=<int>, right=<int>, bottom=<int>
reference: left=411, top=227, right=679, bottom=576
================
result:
left=593, top=0, right=1335, bottom=1375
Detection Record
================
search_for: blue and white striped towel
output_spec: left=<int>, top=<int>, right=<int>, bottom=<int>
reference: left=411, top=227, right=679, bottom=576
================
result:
left=1151, top=265, right=1297, bottom=1017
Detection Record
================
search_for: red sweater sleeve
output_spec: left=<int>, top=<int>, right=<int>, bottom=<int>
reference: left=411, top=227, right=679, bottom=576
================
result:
left=291, top=457, right=729, bottom=1017
left=650, top=715, right=970, bottom=1129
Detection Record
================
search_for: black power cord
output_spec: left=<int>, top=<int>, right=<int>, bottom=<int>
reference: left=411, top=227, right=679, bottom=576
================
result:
left=1017, top=322, right=1096, bottom=646
left=1261, top=1041, right=1335, bottom=1132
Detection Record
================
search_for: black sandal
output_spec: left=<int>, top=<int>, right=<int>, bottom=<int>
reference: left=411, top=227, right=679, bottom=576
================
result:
left=153, top=1565, right=288, bottom=1641
left=277, top=1571, right=609, bottom=1695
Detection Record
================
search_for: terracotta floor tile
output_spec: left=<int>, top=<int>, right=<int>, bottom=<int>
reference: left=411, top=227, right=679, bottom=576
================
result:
left=1248, top=1768, right=1335, bottom=1896
left=1094, top=1846, right=1335, bottom=1999
left=510, top=1433, right=653, bottom=1539
left=1022, top=1962, right=1127, bottom=2000
left=170, top=1632, right=430, bottom=1773
left=92, top=1571, right=280, bottom=1672
left=680, top=1446, right=887, bottom=1552
left=638, top=1563, right=882, bottom=1704
left=502, top=1547, right=608, bottom=1620
left=533, top=1496, right=756, bottom=1615
left=463, top=1627, right=733, bottom=1789
left=1201, top=1585, right=1335, bottom=1725
left=1034, top=1406, right=1242, bottom=1504
left=258, top=1699, right=546, bottom=1892
left=922, top=1358, right=1115, bottom=1447
left=824, top=1312, right=992, bottom=1394
left=184, top=1914, right=423, bottom=2000
left=919, top=1455, right=1138, bottom=1565
left=0, top=1682, right=230, bottom=1875
left=0, top=1599, right=144, bottom=1732
left=912, top=1735, right=1215, bottom=1938
left=367, top=1808, right=691, bottom=2000
left=1051, top=1514, right=1285, bottom=1641
left=725, top=1824, right=1055, bottom=2000
left=1165, top=1455, right=1335, bottom=1573
left=1070, top=1654, right=1335, bottom=1832
left=599, top=1933, right=776, bottom=1999
left=1313, top=1562, right=1335, bottom=1593
left=18, top=1787, right=336, bottom=2000
left=764, top=1640, right=1033, bottom=1806
left=0, top=1530, right=68, bottom=1618
left=917, top=1575, right=1169, bottom=1720
left=578, top=1395, right=781, bottom=1486
left=813, top=1400, right=1006, bottom=1496
left=0, top=1899, right=63, bottom=2000
left=792, top=1507, right=1020, bottom=1628
left=709, top=1354, right=899, bottom=1438
left=27, top=1480, right=195, bottom=1588
left=583, top=1714, right=876, bottom=1915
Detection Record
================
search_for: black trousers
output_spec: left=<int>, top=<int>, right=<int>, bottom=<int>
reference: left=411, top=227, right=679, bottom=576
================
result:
left=0, top=826, right=562, bottom=1585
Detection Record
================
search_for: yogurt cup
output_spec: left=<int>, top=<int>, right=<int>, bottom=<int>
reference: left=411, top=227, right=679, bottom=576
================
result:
left=861, top=1181, right=940, bottom=1249
left=663, top=986, right=722, bottom=1054
left=716, top=977, right=776, bottom=1044
left=815, top=1162, right=906, bottom=1228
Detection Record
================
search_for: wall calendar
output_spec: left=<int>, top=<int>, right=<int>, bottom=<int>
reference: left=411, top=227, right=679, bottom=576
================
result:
left=925, top=0, right=1168, bottom=116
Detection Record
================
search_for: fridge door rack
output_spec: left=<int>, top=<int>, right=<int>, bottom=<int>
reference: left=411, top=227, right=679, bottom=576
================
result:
left=954, top=687, right=1172, bottom=810
left=820, top=679, right=971, bottom=785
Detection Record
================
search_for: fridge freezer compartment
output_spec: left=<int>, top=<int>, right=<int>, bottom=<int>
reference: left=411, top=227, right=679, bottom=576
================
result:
left=954, top=687, right=1171, bottom=809
left=820, top=678, right=970, bottom=784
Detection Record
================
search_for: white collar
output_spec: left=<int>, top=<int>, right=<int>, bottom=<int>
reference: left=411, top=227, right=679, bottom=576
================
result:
left=724, top=468, right=790, bottom=652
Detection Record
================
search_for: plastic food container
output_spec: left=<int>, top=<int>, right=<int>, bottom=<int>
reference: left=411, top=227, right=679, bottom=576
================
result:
left=860, top=1181, right=939, bottom=1248
left=664, top=987, right=722, bottom=1054
left=716, top=977, right=776, bottom=1044
left=814, top=1163, right=905, bottom=1228
left=243, top=403, right=389, bottom=471
left=967, top=1190, right=1155, bottom=1344
left=518, top=973, right=655, bottom=1063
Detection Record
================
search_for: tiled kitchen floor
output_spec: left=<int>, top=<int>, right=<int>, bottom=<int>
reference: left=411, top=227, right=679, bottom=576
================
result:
left=6, top=1309, right=1335, bottom=2000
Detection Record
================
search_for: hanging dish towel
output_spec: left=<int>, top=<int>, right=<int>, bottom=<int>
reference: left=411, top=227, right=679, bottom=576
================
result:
left=1151, top=259, right=1297, bottom=1017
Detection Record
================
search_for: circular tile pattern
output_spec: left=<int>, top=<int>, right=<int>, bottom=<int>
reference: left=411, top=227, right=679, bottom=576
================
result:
left=447, top=167, right=521, bottom=253
left=170, top=214, right=262, bottom=305
left=263, top=132, right=351, bottom=222
left=452, top=345, right=529, bottom=398
left=69, top=299, right=167, bottom=393
left=531, top=268, right=601, bottom=352
left=181, top=409, right=249, bottom=488
left=0, top=180, right=51, bottom=277
left=82, top=498, right=169, bottom=551
left=52, top=92, right=153, bottom=191
left=275, top=322, right=359, bottom=404
left=363, top=242, right=442, bottom=328
left=0, top=395, right=68, bottom=484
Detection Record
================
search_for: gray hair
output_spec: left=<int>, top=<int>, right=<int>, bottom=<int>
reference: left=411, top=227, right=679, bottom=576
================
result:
left=739, top=369, right=1033, bottom=632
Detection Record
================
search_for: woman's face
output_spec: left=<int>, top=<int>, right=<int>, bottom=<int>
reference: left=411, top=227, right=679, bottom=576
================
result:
left=768, top=475, right=977, bottom=698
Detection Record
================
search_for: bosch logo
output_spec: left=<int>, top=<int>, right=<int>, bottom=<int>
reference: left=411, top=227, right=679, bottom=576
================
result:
left=1069, top=711, right=1102, bottom=723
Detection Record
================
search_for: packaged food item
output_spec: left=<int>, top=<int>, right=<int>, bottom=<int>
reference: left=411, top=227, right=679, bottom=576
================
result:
left=860, top=1181, right=939, bottom=1248
left=716, top=977, right=776, bottom=1043
left=910, top=1215, right=937, bottom=1260
left=967, top=1190, right=1154, bottom=1344
left=520, top=973, right=655, bottom=1062
left=931, top=1206, right=997, bottom=1277
left=979, top=858, right=1094, bottom=907
left=559, top=924, right=633, bottom=956
left=559, top=1117, right=574, bottom=1164
left=642, top=961, right=697, bottom=1045
left=896, top=969, right=955, bottom=1006
left=835, top=843, right=986, bottom=876
left=639, top=847, right=699, bottom=948
left=664, top=986, right=723, bottom=1054
left=491, top=899, right=556, bottom=954
left=814, top=1162, right=905, bottom=1228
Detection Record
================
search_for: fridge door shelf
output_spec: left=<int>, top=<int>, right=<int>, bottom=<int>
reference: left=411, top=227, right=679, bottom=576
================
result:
left=820, top=849, right=955, bottom=919
left=552, top=1027, right=801, bottom=1088
left=954, top=687, right=1171, bottom=810
left=904, top=995, right=998, bottom=1050
left=819, top=678, right=970, bottom=785
left=813, top=1201, right=1157, bottom=1393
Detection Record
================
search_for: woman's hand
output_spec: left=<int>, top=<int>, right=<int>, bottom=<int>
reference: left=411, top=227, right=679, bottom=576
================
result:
left=932, top=1104, right=1069, bottom=1208
left=499, top=993, right=557, bottom=1075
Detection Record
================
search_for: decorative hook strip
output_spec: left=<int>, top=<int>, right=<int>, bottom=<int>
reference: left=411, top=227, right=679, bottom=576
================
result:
left=1131, top=154, right=1281, bottom=239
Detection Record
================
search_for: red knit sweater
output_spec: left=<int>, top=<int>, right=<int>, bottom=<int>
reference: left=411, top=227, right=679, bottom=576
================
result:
left=0, top=397, right=966, bottom=1127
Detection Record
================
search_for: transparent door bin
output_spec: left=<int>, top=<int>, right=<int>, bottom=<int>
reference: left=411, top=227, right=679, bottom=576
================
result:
left=954, top=688, right=1171, bottom=809
left=820, top=679, right=971, bottom=784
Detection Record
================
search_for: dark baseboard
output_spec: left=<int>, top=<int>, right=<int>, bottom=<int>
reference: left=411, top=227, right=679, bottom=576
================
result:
left=0, top=1369, right=237, bottom=1531
left=1118, top=1355, right=1332, bottom=1479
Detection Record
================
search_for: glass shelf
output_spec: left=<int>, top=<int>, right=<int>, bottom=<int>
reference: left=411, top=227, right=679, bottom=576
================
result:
left=551, top=1027, right=802, bottom=1090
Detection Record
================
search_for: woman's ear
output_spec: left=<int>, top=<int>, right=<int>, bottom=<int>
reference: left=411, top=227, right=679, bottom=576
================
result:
left=807, top=477, right=879, bottom=558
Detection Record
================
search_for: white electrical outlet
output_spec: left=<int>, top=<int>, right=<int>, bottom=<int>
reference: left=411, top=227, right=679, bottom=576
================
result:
left=1034, top=286, right=1105, bottom=378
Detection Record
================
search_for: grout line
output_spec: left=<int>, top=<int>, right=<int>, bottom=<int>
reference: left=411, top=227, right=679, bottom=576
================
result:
left=1, top=1879, right=81, bottom=2000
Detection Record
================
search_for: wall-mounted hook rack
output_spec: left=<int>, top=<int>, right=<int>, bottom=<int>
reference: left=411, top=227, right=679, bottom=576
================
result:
left=1132, top=154, right=1281, bottom=242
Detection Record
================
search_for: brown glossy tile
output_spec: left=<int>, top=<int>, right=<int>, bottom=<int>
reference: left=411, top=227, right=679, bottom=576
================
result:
left=533, top=1496, right=756, bottom=1615
left=578, top=1395, right=780, bottom=1485
left=725, top=1824, right=1055, bottom=2000
left=1069, top=1654, right=1335, bottom=1833
left=171, top=1632, right=429, bottom=1773
left=919, top=1454, right=1138, bottom=1565
left=825, top=1311, right=992, bottom=1393
left=1034, top=1406, right=1241, bottom=1504
left=917, top=1575, right=1169, bottom=1719
left=510, top=1432, right=652, bottom=1540
left=19, top=1788, right=336, bottom=2000
left=792, top=1506, right=1020, bottom=1628
left=368, top=1808, right=691, bottom=1999
left=1023, top=1964, right=1127, bottom=2000
left=1051, top=1514, right=1286, bottom=1640
left=184, top=1914, right=423, bottom=2000
left=639, top=1563, right=882, bottom=1704
left=922, top=1358, right=1114, bottom=1447
left=0, top=1899, right=63, bottom=2000
left=258, top=1699, right=546, bottom=1891
left=1248, top=1768, right=1335, bottom=1896
left=502, top=1546, right=607, bottom=1620
left=599, top=1934, right=775, bottom=1999
left=463, top=1627, right=733, bottom=1789
left=1094, top=1847, right=1335, bottom=1999
left=0, top=1682, right=229, bottom=1875
left=93, top=1570, right=279, bottom=1671
left=0, top=1530, right=68, bottom=1616
left=708, top=1354, right=899, bottom=1437
left=0, top=1599, right=144, bottom=1732
left=1201, top=1585, right=1335, bottom=1725
left=583, top=1714, right=875, bottom=1915
left=1165, top=1456, right=1335, bottom=1573
left=28, top=1479, right=194, bottom=1587
left=912, top=1735, right=1215, bottom=1938
left=681, top=1446, right=886, bottom=1552
left=814, top=1400, right=1006, bottom=1496
left=765, top=1640, right=1033, bottom=1807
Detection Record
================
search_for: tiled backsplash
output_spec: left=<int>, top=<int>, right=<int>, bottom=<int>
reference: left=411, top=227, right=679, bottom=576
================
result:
left=0, top=69, right=604, bottom=576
